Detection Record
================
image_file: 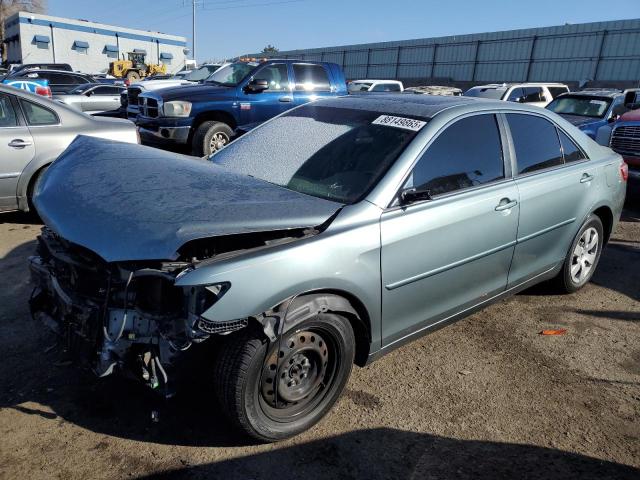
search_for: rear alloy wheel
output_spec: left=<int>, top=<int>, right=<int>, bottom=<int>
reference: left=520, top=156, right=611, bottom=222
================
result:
left=555, top=214, right=604, bottom=293
left=191, top=121, right=234, bottom=157
left=214, top=313, right=355, bottom=442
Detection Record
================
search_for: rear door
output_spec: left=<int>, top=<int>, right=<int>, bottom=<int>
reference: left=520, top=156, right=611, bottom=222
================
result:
left=292, top=63, right=336, bottom=107
left=380, top=113, right=519, bottom=346
left=238, top=63, right=292, bottom=125
left=0, top=93, right=35, bottom=211
left=506, top=113, right=598, bottom=286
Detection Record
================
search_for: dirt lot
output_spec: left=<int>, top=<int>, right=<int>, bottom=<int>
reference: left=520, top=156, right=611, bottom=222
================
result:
left=0, top=201, right=638, bottom=480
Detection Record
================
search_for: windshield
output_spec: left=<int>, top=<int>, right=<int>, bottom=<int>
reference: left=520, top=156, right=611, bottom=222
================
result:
left=184, top=65, right=218, bottom=82
left=210, top=104, right=425, bottom=203
left=546, top=95, right=612, bottom=118
left=348, top=82, right=372, bottom=92
left=464, top=87, right=506, bottom=99
left=204, top=62, right=257, bottom=86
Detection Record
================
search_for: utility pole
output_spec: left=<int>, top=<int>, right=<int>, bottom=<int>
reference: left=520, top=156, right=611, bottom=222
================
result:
left=192, top=0, right=196, bottom=61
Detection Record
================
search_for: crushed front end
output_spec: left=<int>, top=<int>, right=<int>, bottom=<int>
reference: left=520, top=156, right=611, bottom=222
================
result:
left=28, top=227, right=236, bottom=397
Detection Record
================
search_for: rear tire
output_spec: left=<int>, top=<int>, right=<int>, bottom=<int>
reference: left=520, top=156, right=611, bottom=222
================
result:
left=213, top=314, right=355, bottom=442
left=553, top=214, right=604, bottom=293
left=191, top=121, right=233, bottom=157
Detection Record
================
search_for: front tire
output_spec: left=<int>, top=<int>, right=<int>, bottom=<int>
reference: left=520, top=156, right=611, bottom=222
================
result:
left=214, top=314, right=355, bottom=442
left=191, top=121, right=234, bottom=157
left=554, top=214, right=604, bottom=293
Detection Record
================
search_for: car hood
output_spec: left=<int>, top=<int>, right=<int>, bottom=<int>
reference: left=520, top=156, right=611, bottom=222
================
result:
left=619, top=109, right=640, bottom=122
left=132, top=79, right=192, bottom=91
left=155, top=83, right=233, bottom=101
left=556, top=114, right=601, bottom=128
left=34, top=136, right=342, bottom=262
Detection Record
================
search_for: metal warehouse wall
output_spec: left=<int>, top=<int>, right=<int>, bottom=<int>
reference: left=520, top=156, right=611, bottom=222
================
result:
left=3, top=12, right=188, bottom=74
left=249, top=19, right=640, bottom=88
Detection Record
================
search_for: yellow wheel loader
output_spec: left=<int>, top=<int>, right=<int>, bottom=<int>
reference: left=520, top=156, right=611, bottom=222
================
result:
left=109, top=52, right=166, bottom=82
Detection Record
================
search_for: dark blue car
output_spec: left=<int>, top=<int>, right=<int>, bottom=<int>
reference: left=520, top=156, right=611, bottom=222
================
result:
left=136, top=59, right=347, bottom=156
left=546, top=90, right=631, bottom=145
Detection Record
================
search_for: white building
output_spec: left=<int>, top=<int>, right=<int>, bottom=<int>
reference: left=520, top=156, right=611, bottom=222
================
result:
left=3, top=12, right=188, bottom=74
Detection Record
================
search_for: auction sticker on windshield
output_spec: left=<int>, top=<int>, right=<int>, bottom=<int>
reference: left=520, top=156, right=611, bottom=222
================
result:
left=372, top=115, right=426, bottom=131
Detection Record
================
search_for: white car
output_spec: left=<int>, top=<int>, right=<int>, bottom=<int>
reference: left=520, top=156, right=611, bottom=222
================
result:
left=348, top=79, right=404, bottom=93
left=126, top=64, right=224, bottom=118
left=464, top=82, right=569, bottom=107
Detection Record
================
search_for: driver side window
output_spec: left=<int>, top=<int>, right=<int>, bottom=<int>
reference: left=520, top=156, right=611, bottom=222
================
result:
left=252, top=64, right=289, bottom=91
left=405, top=114, right=505, bottom=197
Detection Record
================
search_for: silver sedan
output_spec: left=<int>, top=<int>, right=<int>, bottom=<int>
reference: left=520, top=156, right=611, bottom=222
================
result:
left=53, top=83, right=125, bottom=114
left=0, top=84, right=138, bottom=213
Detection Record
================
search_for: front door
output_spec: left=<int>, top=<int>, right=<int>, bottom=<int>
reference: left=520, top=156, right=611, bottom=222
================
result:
left=0, top=93, right=35, bottom=211
left=380, top=114, right=519, bottom=347
left=238, top=63, right=292, bottom=125
left=82, top=86, right=122, bottom=113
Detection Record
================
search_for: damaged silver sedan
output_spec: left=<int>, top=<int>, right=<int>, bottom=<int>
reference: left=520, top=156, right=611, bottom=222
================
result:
left=29, top=95, right=626, bottom=441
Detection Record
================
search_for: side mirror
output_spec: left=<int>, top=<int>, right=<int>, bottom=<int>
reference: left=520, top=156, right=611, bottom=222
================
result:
left=245, top=79, right=269, bottom=93
left=400, top=186, right=432, bottom=205
left=85, top=90, right=93, bottom=96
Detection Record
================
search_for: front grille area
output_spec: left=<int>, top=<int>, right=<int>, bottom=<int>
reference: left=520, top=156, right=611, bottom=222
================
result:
left=611, top=126, right=640, bottom=156
left=127, top=87, right=141, bottom=107
left=138, top=96, right=159, bottom=118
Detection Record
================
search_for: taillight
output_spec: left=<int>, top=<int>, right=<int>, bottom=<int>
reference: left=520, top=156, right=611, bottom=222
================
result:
left=620, top=161, right=628, bottom=182
left=124, top=79, right=131, bottom=87
left=35, top=86, right=52, bottom=98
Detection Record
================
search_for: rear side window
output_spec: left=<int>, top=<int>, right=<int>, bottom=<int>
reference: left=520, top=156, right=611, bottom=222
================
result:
left=293, top=64, right=331, bottom=92
left=548, top=86, right=569, bottom=99
left=0, top=94, right=18, bottom=127
left=507, top=114, right=563, bottom=174
left=406, top=114, right=504, bottom=196
left=371, top=83, right=401, bottom=92
left=522, top=87, right=544, bottom=103
left=19, top=99, right=59, bottom=126
left=558, top=130, right=586, bottom=163
left=507, top=88, right=524, bottom=102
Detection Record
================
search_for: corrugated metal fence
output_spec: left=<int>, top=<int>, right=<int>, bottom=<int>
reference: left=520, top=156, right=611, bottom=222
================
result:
left=247, top=19, right=640, bottom=88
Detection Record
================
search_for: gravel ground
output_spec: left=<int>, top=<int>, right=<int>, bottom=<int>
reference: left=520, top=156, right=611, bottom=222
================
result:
left=0, top=200, right=638, bottom=480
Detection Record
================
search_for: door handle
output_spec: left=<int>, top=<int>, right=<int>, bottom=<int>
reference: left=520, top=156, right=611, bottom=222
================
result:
left=495, top=198, right=518, bottom=211
left=8, top=139, right=33, bottom=148
left=580, top=173, right=594, bottom=183
left=279, top=96, right=293, bottom=103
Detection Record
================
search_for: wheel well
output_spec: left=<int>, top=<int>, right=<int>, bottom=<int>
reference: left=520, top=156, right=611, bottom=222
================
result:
left=592, top=206, right=613, bottom=244
left=25, top=163, right=51, bottom=211
left=273, top=291, right=373, bottom=367
left=189, top=111, right=238, bottom=144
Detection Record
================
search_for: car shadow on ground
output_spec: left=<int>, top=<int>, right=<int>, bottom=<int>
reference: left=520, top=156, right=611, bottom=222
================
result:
left=130, top=428, right=639, bottom=480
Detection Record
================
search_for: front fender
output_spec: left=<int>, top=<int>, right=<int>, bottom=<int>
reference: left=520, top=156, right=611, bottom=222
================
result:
left=175, top=203, right=383, bottom=348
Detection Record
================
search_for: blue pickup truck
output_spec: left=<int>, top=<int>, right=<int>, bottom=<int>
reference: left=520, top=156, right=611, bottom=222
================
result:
left=136, top=59, right=347, bottom=155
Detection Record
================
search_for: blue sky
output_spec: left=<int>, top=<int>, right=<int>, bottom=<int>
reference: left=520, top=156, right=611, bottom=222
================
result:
left=49, top=0, right=639, bottom=62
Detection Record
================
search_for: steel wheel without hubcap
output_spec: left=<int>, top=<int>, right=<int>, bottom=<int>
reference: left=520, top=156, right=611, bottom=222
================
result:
left=259, top=328, right=336, bottom=421
left=570, top=227, right=599, bottom=285
left=209, top=132, right=229, bottom=153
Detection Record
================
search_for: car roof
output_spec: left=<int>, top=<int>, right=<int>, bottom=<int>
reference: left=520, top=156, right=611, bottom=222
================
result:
left=351, top=79, right=402, bottom=83
left=470, top=82, right=567, bottom=88
left=563, top=90, right=622, bottom=98
left=315, top=94, right=483, bottom=119
left=14, top=69, right=90, bottom=76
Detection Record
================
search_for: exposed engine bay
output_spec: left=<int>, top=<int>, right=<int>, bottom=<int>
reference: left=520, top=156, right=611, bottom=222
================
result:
left=28, top=226, right=316, bottom=396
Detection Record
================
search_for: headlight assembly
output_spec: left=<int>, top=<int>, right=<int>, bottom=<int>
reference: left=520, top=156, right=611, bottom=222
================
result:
left=163, top=100, right=192, bottom=117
